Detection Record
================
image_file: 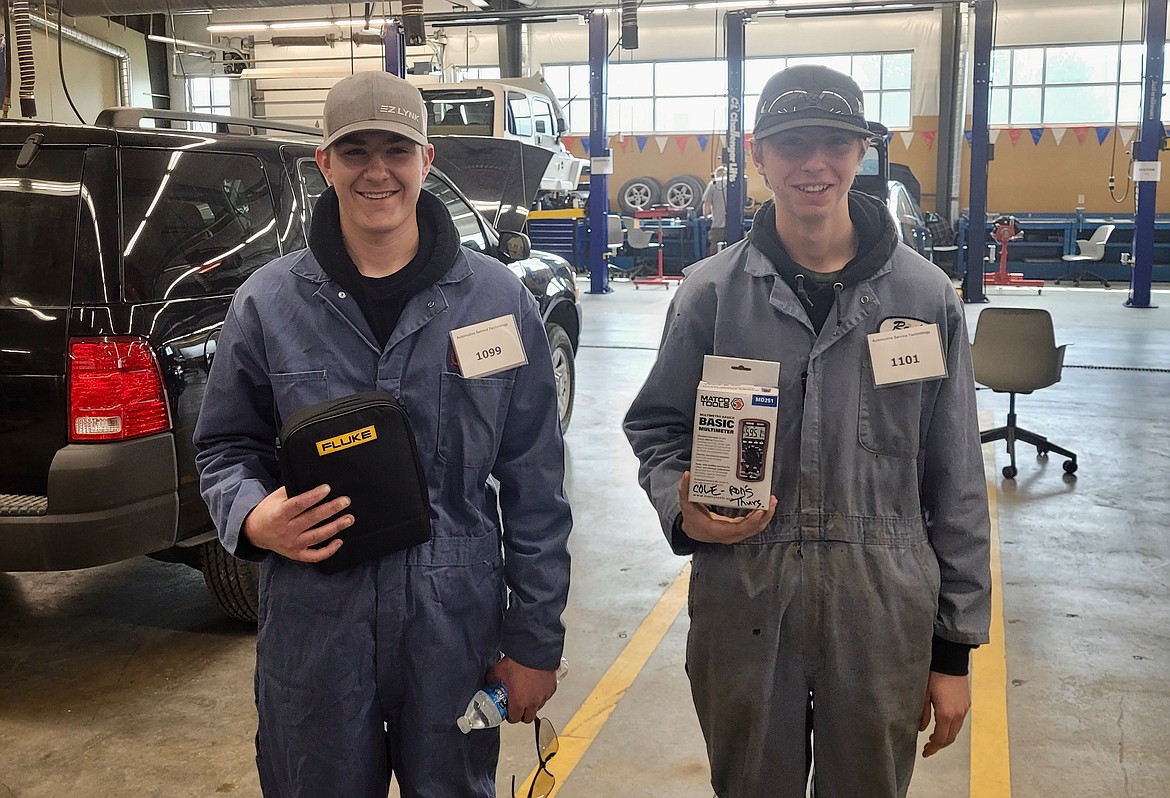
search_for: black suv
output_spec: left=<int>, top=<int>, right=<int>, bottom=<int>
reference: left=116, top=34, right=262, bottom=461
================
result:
left=0, top=109, right=581, bottom=621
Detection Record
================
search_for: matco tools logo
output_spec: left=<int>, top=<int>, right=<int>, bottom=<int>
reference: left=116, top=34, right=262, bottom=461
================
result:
left=699, top=395, right=731, bottom=409
left=731, top=398, right=745, bottom=410
left=316, top=425, right=378, bottom=456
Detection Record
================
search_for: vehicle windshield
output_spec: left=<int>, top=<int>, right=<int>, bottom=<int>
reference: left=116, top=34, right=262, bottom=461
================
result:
left=422, top=89, right=495, bottom=137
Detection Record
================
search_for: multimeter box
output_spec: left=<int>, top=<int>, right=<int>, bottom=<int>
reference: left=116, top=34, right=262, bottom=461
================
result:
left=690, top=355, right=780, bottom=512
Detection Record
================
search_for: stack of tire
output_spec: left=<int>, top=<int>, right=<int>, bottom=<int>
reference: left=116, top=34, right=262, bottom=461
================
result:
left=618, top=174, right=706, bottom=215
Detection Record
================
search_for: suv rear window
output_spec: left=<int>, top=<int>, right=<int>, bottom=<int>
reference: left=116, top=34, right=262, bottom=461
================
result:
left=121, top=150, right=279, bottom=300
left=0, top=147, right=84, bottom=307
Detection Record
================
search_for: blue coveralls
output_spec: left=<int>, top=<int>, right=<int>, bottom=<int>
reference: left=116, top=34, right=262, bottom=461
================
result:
left=194, top=246, right=572, bottom=797
left=624, top=235, right=991, bottom=797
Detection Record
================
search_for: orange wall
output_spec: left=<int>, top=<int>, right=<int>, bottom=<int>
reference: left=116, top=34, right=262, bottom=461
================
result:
left=565, top=116, right=1170, bottom=218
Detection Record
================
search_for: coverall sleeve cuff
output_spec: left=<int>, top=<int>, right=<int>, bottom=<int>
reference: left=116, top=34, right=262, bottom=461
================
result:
left=224, top=479, right=271, bottom=563
left=930, top=635, right=975, bottom=676
left=670, top=513, right=700, bottom=556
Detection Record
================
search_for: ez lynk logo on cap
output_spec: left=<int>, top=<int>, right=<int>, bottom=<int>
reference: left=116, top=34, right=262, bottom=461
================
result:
left=379, top=104, right=422, bottom=123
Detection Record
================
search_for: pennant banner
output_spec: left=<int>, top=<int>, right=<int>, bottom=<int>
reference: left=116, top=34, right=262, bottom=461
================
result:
left=561, top=136, right=577, bottom=153
left=635, top=135, right=649, bottom=153
left=1051, top=128, right=1067, bottom=145
left=884, top=132, right=893, bottom=146
left=1029, top=128, right=1044, bottom=145
left=655, top=136, right=669, bottom=153
left=922, top=130, right=936, bottom=150
left=1008, top=128, right=1023, bottom=146
left=899, top=131, right=915, bottom=149
left=1096, top=126, right=1111, bottom=145
left=696, top=135, right=709, bottom=152
left=989, top=129, right=1001, bottom=145
left=617, top=136, right=629, bottom=153
left=581, top=138, right=591, bottom=155
left=964, top=130, right=972, bottom=148
left=674, top=135, right=689, bottom=153
left=1073, top=127, right=1089, bottom=144
left=1120, top=127, right=1136, bottom=147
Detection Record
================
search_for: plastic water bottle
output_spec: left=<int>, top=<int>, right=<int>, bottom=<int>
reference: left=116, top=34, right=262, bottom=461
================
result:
left=456, top=658, right=569, bottom=734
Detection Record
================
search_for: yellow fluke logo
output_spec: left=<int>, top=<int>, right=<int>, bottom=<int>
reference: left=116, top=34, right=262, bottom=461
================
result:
left=316, top=425, right=377, bottom=456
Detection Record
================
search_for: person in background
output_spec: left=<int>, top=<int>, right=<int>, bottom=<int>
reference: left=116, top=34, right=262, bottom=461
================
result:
left=194, top=70, right=572, bottom=797
left=624, top=64, right=990, bottom=798
left=702, top=165, right=728, bottom=256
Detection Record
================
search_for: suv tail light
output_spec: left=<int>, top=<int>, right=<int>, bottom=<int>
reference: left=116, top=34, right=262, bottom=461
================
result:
left=68, top=337, right=172, bottom=442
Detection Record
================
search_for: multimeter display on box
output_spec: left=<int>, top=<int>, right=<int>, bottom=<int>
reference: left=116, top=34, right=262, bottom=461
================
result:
left=736, top=418, right=770, bottom=482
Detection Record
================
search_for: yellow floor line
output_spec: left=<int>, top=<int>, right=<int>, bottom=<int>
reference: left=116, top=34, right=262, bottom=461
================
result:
left=970, top=443, right=1013, bottom=796
left=516, top=562, right=691, bottom=797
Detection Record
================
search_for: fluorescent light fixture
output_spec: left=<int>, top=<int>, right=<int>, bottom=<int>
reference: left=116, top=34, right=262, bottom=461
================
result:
left=468, top=0, right=491, bottom=7
left=206, top=23, right=269, bottom=32
left=336, top=17, right=393, bottom=27
left=640, top=4, right=693, bottom=11
left=239, top=66, right=358, bottom=79
left=269, top=21, right=335, bottom=30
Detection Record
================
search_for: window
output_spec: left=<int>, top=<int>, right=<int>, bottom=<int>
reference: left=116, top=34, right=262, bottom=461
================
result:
left=121, top=150, right=279, bottom=300
left=186, top=77, right=233, bottom=132
left=422, top=88, right=495, bottom=136
left=423, top=175, right=487, bottom=252
left=455, top=66, right=501, bottom=81
left=508, top=92, right=532, bottom=137
left=0, top=148, right=85, bottom=306
left=990, top=43, right=1165, bottom=126
left=532, top=97, right=557, bottom=136
left=544, top=51, right=912, bottom=134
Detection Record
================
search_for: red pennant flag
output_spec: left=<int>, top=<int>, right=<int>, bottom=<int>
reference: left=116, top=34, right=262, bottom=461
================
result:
left=562, top=136, right=577, bottom=153
left=1073, top=127, right=1089, bottom=145
left=922, top=131, right=936, bottom=150
left=674, top=136, right=689, bottom=153
left=618, top=136, right=629, bottom=153
left=1008, top=129, right=1023, bottom=146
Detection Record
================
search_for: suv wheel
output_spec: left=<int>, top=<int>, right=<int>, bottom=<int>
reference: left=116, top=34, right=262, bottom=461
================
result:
left=199, top=540, right=260, bottom=622
left=546, top=323, right=575, bottom=433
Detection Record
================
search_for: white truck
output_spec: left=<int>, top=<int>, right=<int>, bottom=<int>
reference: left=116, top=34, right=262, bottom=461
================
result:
left=415, top=76, right=588, bottom=222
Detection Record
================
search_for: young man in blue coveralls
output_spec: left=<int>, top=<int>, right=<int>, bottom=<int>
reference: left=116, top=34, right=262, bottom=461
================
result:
left=624, top=65, right=991, bottom=797
left=194, top=71, right=572, bottom=797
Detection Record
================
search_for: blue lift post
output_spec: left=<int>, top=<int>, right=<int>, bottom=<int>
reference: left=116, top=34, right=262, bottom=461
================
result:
left=724, top=11, right=747, bottom=247
left=1127, top=0, right=1167, bottom=310
left=384, top=24, right=406, bottom=77
left=586, top=11, right=612, bottom=294
left=963, top=0, right=993, bottom=303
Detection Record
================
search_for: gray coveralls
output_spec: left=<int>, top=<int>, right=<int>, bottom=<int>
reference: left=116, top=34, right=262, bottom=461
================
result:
left=195, top=247, right=571, bottom=797
left=624, top=239, right=991, bottom=797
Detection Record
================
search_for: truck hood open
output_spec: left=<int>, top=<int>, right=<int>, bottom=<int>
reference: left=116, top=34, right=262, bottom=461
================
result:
left=429, top=137, right=553, bottom=234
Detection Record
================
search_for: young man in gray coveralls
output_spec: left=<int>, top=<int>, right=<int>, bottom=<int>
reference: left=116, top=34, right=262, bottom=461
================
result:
left=624, top=64, right=991, bottom=797
left=195, top=71, right=572, bottom=797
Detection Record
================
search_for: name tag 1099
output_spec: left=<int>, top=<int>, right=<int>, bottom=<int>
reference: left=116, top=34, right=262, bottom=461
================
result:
left=450, top=315, right=528, bottom=378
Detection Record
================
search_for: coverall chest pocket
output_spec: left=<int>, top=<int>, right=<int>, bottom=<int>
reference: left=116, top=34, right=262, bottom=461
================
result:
left=858, top=363, right=924, bottom=459
left=438, top=372, right=511, bottom=468
left=270, top=370, right=328, bottom=423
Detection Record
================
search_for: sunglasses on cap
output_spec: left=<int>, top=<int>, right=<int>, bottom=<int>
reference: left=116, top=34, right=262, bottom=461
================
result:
left=761, top=88, right=864, bottom=118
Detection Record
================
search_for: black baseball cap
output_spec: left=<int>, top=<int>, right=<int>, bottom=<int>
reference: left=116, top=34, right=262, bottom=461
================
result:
left=753, top=64, right=873, bottom=142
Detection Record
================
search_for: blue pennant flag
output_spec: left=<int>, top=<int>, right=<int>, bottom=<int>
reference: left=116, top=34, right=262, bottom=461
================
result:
left=581, top=138, right=591, bottom=155
left=1030, top=128, right=1044, bottom=145
left=964, top=130, right=973, bottom=147
left=696, top=135, right=709, bottom=151
left=635, top=135, right=649, bottom=152
left=1096, top=126, right=1111, bottom=145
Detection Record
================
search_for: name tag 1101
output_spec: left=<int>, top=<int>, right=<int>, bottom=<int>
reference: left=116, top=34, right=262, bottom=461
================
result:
left=866, top=323, right=947, bottom=386
left=450, top=314, right=528, bottom=378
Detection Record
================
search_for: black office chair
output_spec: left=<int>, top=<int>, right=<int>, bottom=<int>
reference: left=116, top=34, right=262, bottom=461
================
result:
left=971, top=307, right=1078, bottom=479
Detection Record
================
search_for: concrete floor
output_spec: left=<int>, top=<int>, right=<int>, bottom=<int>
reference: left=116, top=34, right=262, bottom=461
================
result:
left=1, top=281, right=1167, bottom=797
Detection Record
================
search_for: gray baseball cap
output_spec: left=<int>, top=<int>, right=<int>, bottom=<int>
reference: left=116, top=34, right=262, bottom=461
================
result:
left=754, top=64, right=873, bottom=142
left=321, top=71, right=428, bottom=149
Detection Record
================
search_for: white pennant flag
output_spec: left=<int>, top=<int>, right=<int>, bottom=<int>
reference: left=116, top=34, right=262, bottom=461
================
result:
left=899, top=131, right=915, bottom=149
left=655, top=136, right=669, bottom=153
left=1051, top=128, right=1067, bottom=145
left=988, top=129, right=1001, bottom=145
left=1120, top=127, right=1136, bottom=147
